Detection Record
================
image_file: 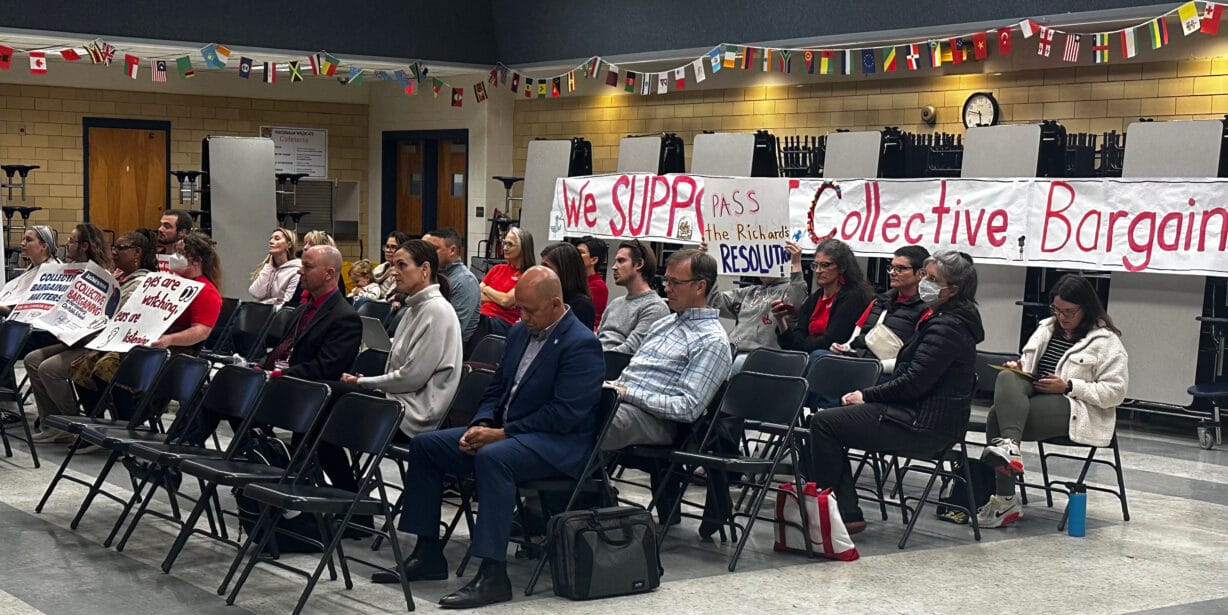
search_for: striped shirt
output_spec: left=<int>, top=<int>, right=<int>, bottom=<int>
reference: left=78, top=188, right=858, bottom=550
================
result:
left=1034, top=333, right=1078, bottom=378
left=614, top=307, right=732, bottom=423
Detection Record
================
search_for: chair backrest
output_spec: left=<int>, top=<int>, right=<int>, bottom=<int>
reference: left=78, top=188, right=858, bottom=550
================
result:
left=806, top=354, right=883, bottom=402
left=202, top=297, right=240, bottom=353
left=356, top=300, right=392, bottom=323
left=93, top=346, right=170, bottom=420
left=250, top=376, right=332, bottom=434
left=232, top=302, right=276, bottom=359
left=351, top=348, right=390, bottom=377
left=741, top=348, right=809, bottom=377
left=717, top=371, right=809, bottom=425
left=468, top=334, right=506, bottom=368
left=197, top=364, right=267, bottom=421
left=603, top=351, right=633, bottom=381
left=975, top=350, right=1019, bottom=398
left=436, top=368, right=495, bottom=430
left=319, top=393, right=404, bottom=455
left=260, top=306, right=302, bottom=352
left=384, top=305, right=407, bottom=335
left=0, top=320, right=32, bottom=365
left=138, top=354, right=211, bottom=432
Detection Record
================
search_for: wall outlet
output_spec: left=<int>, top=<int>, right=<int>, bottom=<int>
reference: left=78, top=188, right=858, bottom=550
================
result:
left=475, top=207, right=485, bottom=218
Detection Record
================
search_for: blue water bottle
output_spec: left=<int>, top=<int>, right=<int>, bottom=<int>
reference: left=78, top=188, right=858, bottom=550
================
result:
left=1066, top=482, right=1087, bottom=537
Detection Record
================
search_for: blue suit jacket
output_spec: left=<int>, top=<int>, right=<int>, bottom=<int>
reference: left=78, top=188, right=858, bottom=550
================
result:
left=471, top=310, right=603, bottom=478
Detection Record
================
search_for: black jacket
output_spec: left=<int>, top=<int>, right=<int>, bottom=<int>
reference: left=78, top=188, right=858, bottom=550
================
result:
left=281, top=291, right=362, bottom=381
left=849, top=289, right=929, bottom=359
left=778, top=284, right=874, bottom=353
left=861, top=299, right=984, bottom=438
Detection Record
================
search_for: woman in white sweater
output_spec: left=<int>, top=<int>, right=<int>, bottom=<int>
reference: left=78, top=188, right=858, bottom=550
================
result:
left=247, top=227, right=301, bottom=307
left=341, top=239, right=463, bottom=438
left=978, top=274, right=1129, bottom=528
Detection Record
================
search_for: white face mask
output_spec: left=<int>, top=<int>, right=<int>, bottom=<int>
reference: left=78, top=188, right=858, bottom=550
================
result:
left=166, top=252, right=190, bottom=272
left=917, top=278, right=946, bottom=305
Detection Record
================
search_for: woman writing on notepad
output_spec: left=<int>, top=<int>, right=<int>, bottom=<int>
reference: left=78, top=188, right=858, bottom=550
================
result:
left=978, top=274, right=1129, bottom=529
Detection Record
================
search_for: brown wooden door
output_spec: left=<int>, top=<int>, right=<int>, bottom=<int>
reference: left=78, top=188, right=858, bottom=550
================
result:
left=86, top=125, right=168, bottom=235
left=396, top=141, right=424, bottom=234
left=436, top=140, right=467, bottom=236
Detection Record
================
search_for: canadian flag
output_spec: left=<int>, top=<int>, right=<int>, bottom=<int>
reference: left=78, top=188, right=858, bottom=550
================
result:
left=29, top=51, right=47, bottom=74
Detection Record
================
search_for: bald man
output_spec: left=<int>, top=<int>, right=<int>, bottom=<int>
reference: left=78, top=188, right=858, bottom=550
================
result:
left=373, top=266, right=603, bottom=609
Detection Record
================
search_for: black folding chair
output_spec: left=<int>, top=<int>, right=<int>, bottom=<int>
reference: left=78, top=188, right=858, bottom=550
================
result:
left=221, top=394, right=411, bottom=615
left=159, top=377, right=332, bottom=574
left=201, top=297, right=241, bottom=355
left=0, top=321, right=39, bottom=467
left=51, top=354, right=211, bottom=530
left=257, top=305, right=302, bottom=360
left=649, top=372, right=810, bottom=571
left=603, top=350, right=633, bottom=381
left=351, top=348, right=389, bottom=378
left=465, top=334, right=506, bottom=372
left=202, top=302, right=275, bottom=364
left=35, top=347, right=170, bottom=517
left=356, top=300, right=393, bottom=324
left=384, top=305, right=407, bottom=335
left=103, top=365, right=266, bottom=549
left=891, top=440, right=983, bottom=549
left=741, top=347, right=809, bottom=377
left=1037, top=433, right=1129, bottom=531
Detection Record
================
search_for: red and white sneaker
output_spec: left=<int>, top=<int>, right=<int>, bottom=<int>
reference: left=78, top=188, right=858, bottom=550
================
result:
left=976, top=495, right=1022, bottom=528
left=983, top=437, right=1025, bottom=476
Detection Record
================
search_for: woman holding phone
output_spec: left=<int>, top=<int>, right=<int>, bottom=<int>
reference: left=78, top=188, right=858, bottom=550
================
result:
left=773, top=238, right=873, bottom=361
left=979, top=274, right=1129, bottom=528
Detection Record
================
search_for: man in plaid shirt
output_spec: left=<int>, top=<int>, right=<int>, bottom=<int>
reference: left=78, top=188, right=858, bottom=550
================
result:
left=606, top=249, right=732, bottom=450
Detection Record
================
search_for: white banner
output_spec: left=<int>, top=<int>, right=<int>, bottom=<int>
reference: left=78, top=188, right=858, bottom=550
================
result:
left=550, top=174, right=1228, bottom=276
left=87, top=273, right=205, bottom=352
left=33, top=262, right=121, bottom=346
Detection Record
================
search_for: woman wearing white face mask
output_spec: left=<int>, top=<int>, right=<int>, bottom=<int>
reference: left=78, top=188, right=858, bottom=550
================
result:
left=807, top=251, right=984, bottom=535
left=976, top=274, right=1128, bottom=528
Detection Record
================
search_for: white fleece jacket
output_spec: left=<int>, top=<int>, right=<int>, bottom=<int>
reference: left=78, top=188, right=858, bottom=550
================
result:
left=248, top=258, right=302, bottom=307
left=1019, top=317, right=1129, bottom=447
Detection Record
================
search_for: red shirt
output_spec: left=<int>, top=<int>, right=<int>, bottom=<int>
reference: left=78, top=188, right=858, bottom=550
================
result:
left=480, top=264, right=522, bottom=325
left=172, top=275, right=222, bottom=330
left=808, top=292, right=838, bottom=336
left=587, top=273, right=608, bottom=330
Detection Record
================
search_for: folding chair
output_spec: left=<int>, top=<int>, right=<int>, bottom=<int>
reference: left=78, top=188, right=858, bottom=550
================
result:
left=650, top=372, right=809, bottom=571
left=1037, top=433, right=1129, bottom=531
left=465, top=334, right=506, bottom=372
left=741, top=347, right=809, bottom=377
left=51, top=354, right=211, bottom=530
left=35, top=347, right=171, bottom=517
left=0, top=321, right=39, bottom=467
left=202, top=302, right=275, bottom=364
left=159, top=377, right=332, bottom=574
left=351, top=348, right=389, bottom=378
left=221, top=394, right=411, bottom=615
left=384, top=305, right=407, bottom=336
left=891, top=440, right=983, bottom=549
left=201, top=297, right=241, bottom=355
left=603, top=351, right=633, bottom=381
left=356, top=300, right=393, bottom=324
left=256, top=306, right=302, bottom=361
left=102, top=365, right=266, bottom=549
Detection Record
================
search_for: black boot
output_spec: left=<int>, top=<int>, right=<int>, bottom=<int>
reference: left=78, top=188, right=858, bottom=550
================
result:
left=437, top=558, right=512, bottom=609
left=370, top=537, right=449, bottom=584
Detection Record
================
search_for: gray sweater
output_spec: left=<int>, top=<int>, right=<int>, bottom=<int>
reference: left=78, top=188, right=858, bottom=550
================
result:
left=597, top=289, right=671, bottom=355
left=356, top=285, right=463, bottom=436
left=710, top=272, right=808, bottom=353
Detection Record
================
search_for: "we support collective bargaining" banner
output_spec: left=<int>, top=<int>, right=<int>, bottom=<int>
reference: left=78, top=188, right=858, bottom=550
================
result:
left=550, top=174, right=1228, bottom=276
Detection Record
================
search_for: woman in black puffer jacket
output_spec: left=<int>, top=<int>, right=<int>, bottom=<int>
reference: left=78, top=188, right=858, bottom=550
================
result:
left=808, top=250, right=984, bottom=533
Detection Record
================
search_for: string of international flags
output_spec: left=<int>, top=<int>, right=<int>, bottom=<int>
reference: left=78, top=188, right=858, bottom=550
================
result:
left=0, top=1, right=1222, bottom=108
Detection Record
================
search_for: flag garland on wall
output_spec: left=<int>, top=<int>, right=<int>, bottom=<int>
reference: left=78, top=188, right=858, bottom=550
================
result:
left=0, top=2, right=1224, bottom=109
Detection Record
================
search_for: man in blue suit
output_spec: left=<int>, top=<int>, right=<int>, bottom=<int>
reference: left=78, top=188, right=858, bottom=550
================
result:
left=372, top=266, right=603, bottom=609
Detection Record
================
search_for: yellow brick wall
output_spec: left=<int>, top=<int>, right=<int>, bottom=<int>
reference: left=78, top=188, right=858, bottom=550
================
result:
left=0, top=83, right=368, bottom=258
left=511, top=58, right=1228, bottom=175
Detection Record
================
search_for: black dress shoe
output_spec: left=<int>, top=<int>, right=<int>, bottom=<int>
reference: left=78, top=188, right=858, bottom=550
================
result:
left=438, top=560, right=512, bottom=609
left=370, top=552, right=449, bottom=584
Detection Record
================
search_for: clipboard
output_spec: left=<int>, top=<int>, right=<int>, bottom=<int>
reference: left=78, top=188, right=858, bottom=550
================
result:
left=991, top=364, right=1038, bottom=381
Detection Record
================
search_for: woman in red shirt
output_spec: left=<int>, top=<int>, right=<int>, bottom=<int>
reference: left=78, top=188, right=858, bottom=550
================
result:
left=479, top=227, right=535, bottom=336
left=155, top=231, right=223, bottom=349
left=774, top=238, right=873, bottom=357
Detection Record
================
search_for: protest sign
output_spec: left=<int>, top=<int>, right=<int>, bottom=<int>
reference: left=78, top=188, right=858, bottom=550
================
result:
left=87, top=273, right=204, bottom=352
left=6, top=263, right=81, bottom=324
left=33, top=262, right=121, bottom=345
left=701, top=176, right=791, bottom=275
left=549, top=173, right=704, bottom=243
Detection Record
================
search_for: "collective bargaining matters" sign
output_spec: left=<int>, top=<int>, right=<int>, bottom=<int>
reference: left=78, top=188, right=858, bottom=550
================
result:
left=550, top=174, right=1228, bottom=276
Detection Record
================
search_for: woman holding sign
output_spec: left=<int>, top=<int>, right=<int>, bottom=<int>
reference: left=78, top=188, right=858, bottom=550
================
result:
left=30, top=229, right=157, bottom=443
left=0, top=226, right=61, bottom=318
left=773, top=238, right=873, bottom=360
left=479, top=227, right=535, bottom=336
left=977, top=275, right=1129, bottom=529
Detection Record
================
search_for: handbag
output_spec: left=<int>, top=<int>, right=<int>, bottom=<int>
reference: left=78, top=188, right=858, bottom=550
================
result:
left=773, top=481, right=859, bottom=561
left=863, top=308, right=904, bottom=361
left=547, top=506, right=661, bottom=600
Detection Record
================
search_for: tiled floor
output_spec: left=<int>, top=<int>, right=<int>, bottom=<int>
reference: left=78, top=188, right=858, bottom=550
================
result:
left=2, top=404, right=1226, bottom=615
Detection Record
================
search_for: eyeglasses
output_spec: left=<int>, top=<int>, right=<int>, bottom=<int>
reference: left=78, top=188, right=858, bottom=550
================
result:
left=383, top=243, right=398, bottom=250
left=1049, top=305, right=1082, bottom=319
left=887, top=265, right=915, bottom=274
left=501, top=241, right=519, bottom=249
left=662, top=277, right=698, bottom=287
left=112, top=244, right=136, bottom=251
left=814, top=261, right=838, bottom=270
